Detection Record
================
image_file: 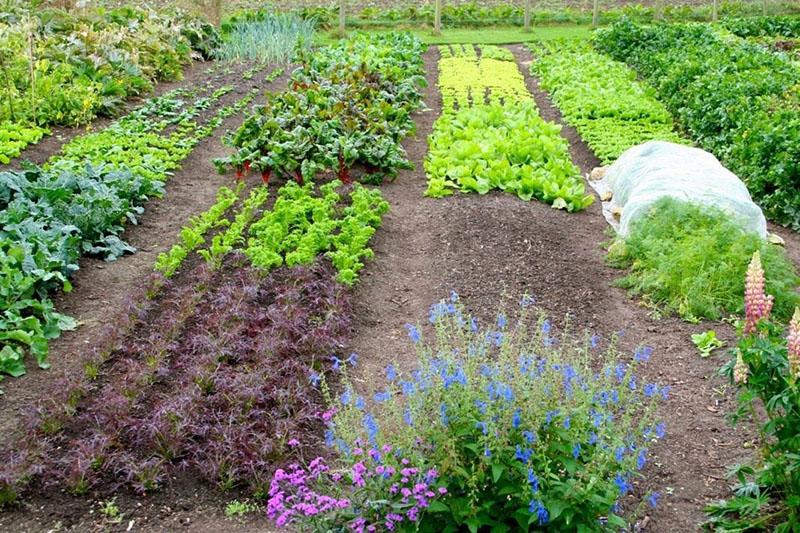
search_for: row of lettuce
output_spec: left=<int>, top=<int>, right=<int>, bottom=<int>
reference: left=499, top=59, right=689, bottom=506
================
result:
left=0, top=32, right=417, bottom=515
left=0, top=68, right=279, bottom=380
left=0, top=5, right=220, bottom=164
left=425, top=44, right=593, bottom=211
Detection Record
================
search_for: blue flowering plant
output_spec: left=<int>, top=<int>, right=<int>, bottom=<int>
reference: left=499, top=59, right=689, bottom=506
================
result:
left=325, top=294, right=667, bottom=531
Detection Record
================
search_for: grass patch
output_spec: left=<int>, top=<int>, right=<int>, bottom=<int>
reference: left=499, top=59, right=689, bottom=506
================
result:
left=316, top=25, right=592, bottom=45
left=608, top=198, right=800, bottom=322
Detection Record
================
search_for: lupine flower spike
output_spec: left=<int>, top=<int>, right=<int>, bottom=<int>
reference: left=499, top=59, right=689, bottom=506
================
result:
left=744, top=251, right=774, bottom=335
left=787, top=308, right=800, bottom=379
left=734, top=351, right=748, bottom=385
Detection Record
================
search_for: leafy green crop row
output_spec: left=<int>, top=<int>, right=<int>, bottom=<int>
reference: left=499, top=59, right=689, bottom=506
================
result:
left=0, top=82, right=257, bottom=380
left=214, top=32, right=425, bottom=185
left=155, top=184, right=244, bottom=278
left=608, top=197, right=799, bottom=322
left=0, top=5, right=219, bottom=164
left=437, top=48, right=530, bottom=112
left=722, top=15, right=800, bottom=38
left=532, top=40, right=686, bottom=164
left=246, top=181, right=388, bottom=285
left=426, top=45, right=591, bottom=210
left=595, top=19, right=800, bottom=228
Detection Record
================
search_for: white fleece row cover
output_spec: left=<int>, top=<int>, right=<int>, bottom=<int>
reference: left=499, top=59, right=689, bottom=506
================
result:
left=606, top=141, right=767, bottom=238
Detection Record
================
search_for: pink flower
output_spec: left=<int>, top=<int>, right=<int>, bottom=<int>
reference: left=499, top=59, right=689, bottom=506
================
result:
left=438, top=487, right=448, bottom=495
left=744, top=251, right=774, bottom=334
left=788, top=308, right=800, bottom=378
left=288, top=438, right=300, bottom=447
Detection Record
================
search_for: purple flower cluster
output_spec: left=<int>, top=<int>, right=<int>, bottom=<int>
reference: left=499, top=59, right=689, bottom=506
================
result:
left=267, top=444, right=447, bottom=531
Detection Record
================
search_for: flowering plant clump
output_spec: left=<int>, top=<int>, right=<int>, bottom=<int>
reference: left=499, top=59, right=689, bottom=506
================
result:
left=709, top=253, right=800, bottom=531
left=267, top=444, right=446, bottom=531
left=313, top=293, right=666, bottom=531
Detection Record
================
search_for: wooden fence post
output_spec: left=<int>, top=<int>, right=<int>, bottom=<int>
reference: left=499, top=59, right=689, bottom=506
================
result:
left=655, top=0, right=664, bottom=20
left=592, top=0, right=599, bottom=28
left=712, top=0, right=718, bottom=21
left=524, top=0, right=531, bottom=33
left=434, top=0, right=442, bottom=35
left=338, top=0, right=346, bottom=36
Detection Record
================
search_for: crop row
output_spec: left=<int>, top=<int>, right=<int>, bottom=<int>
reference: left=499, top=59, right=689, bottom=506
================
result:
left=438, top=45, right=530, bottom=111
left=595, top=20, right=800, bottom=228
left=532, top=41, right=686, bottom=165
left=214, top=32, right=426, bottom=185
left=0, top=76, right=265, bottom=380
left=426, top=45, right=592, bottom=210
left=0, top=5, right=219, bottom=164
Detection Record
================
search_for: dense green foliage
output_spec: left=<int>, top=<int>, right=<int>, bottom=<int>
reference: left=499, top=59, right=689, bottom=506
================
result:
left=532, top=40, right=685, bottom=164
left=426, top=102, right=591, bottom=210
left=722, top=15, right=800, bottom=38
left=246, top=181, right=389, bottom=285
left=215, top=32, right=425, bottom=184
left=0, top=82, right=257, bottom=379
left=595, top=19, right=800, bottom=228
left=216, top=12, right=314, bottom=62
left=0, top=6, right=219, bottom=163
left=284, top=1, right=800, bottom=29
left=608, top=198, right=799, bottom=322
left=426, top=46, right=591, bottom=210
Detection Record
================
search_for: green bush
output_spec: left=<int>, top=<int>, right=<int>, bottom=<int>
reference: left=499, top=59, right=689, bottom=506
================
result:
left=608, top=198, right=800, bottom=322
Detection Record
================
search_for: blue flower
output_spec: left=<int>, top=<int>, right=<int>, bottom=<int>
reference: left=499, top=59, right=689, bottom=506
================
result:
left=331, top=356, right=343, bottom=372
left=476, top=421, right=488, bottom=435
left=497, top=313, right=507, bottom=329
left=444, top=366, right=468, bottom=389
left=363, top=413, right=379, bottom=446
left=527, top=468, right=539, bottom=492
left=405, top=324, right=421, bottom=344
left=346, top=352, right=358, bottom=367
left=324, top=429, right=335, bottom=447
left=355, top=396, right=366, bottom=410
left=614, top=473, right=631, bottom=495
left=450, top=290, right=459, bottom=303
left=520, top=295, right=536, bottom=308
left=374, top=391, right=391, bottom=402
left=486, top=331, right=504, bottom=347
left=515, top=445, right=533, bottom=463
left=474, top=399, right=488, bottom=414
left=634, top=345, right=653, bottom=362
left=512, top=409, right=522, bottom=429
left=563, top=416, right=571, bottom=430
left=572, top=443, right=581, bottom=459
left=614, top=363, right=627, bottom=383
left=385, top=363, right=397, bottom=382
left=611, top=390, right=620, bottom=404
left=403, top=407, right=413, bottom=427
left=309, top=371, right=321, bottom=387
left=637, top=449, right=647, bottom=470
left=523, top=430, right=537, bottom=444
left=484, top=445, right=491, bottom=457
left=588, top=432, right=598, bottom=445
left=541, top=319, right=551, bottom=334
left=340, top=388, right=352, bottom=406
left=648, top=492, right=661, bottom=508
left=590, top=334, right=601, bottom=348
left=470, top=317, right=478, bottom=332
left=660, top=386, right=671, bottom=400
left=615, top=446, right=625, bottom=462
left=644, top=383, right=658, bottom=398
left=400, top=381, right=415, bottom=396
left=545, top=409, right=559, bottom=425
left=439, top=403, right=449, bottom=426
left=529, top=499, right=549, bottom=525
left=655, top=422, right=666, bottom=439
